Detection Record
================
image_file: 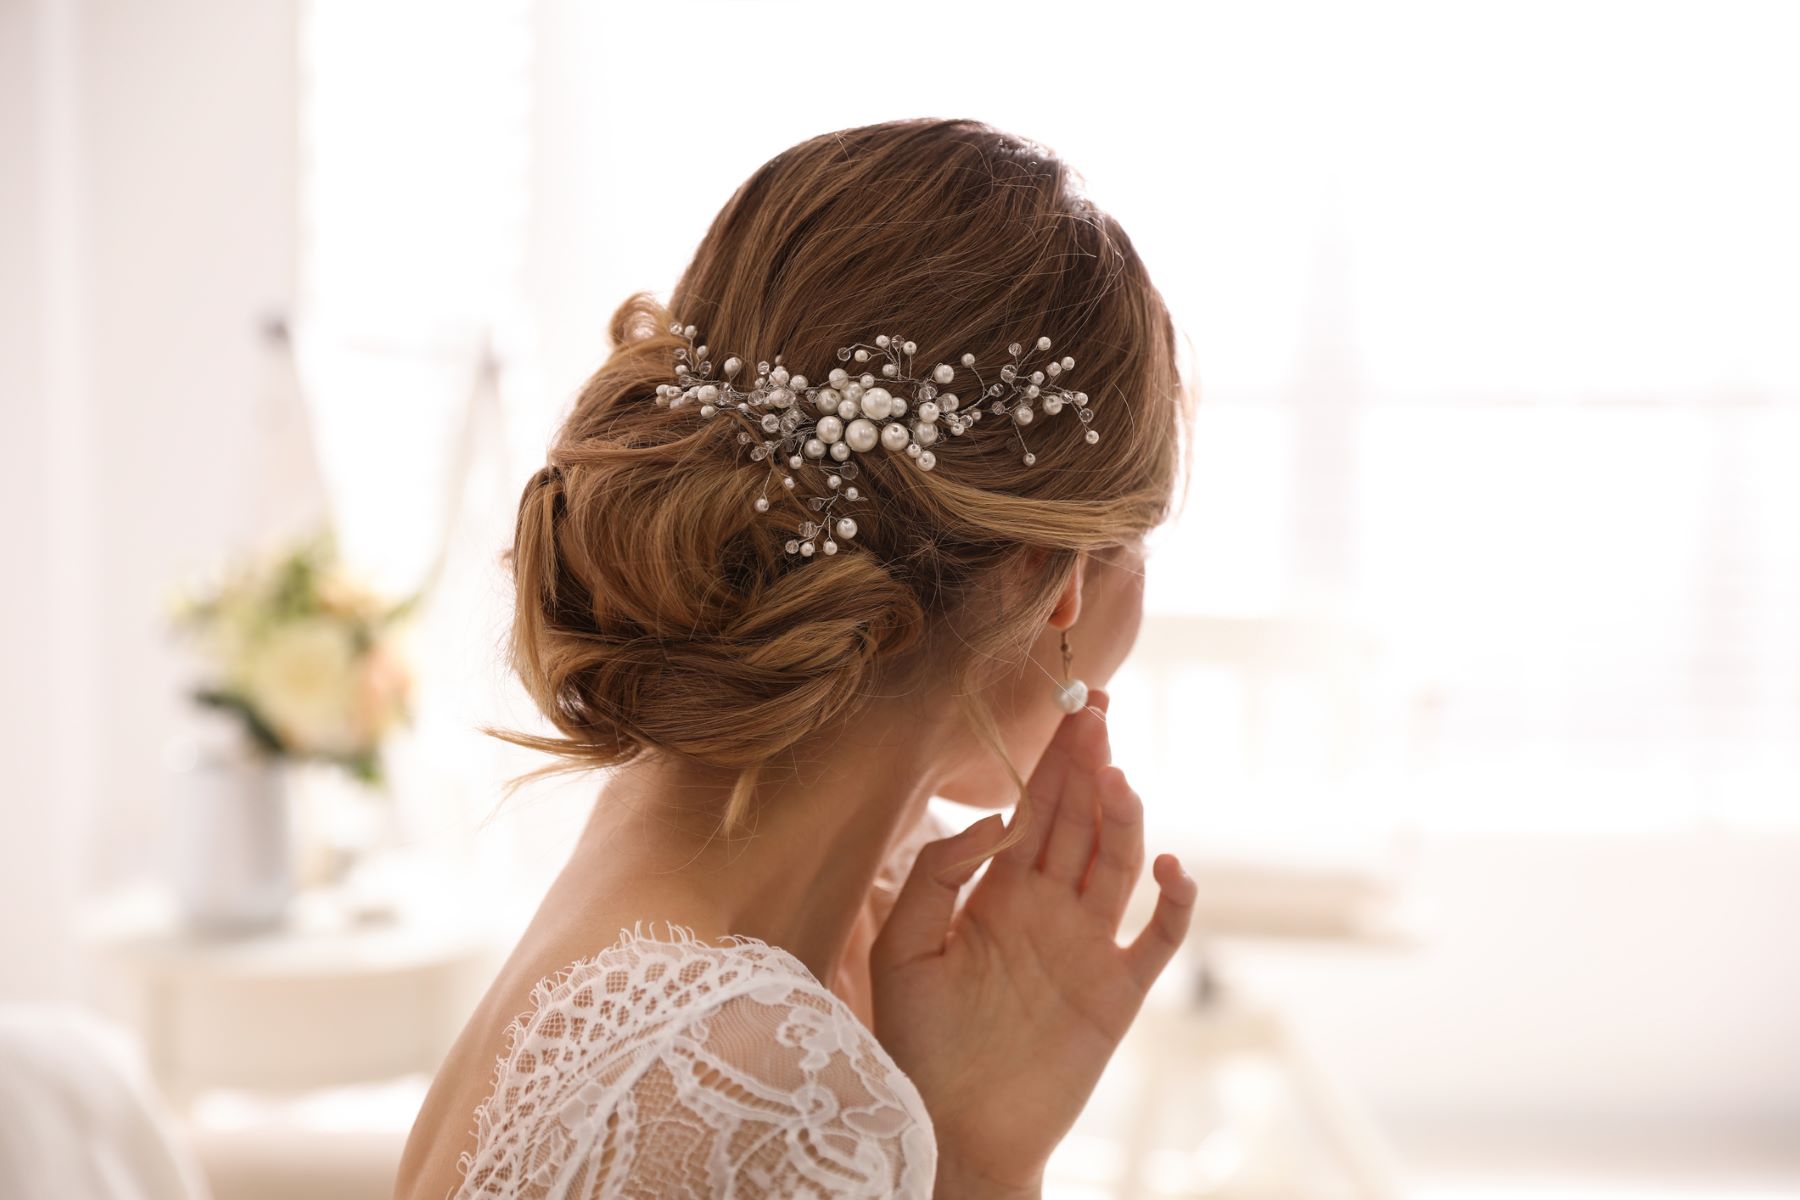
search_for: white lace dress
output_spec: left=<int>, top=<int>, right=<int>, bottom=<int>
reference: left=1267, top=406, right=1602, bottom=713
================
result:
left=453, top=810, right=955, bottom=1199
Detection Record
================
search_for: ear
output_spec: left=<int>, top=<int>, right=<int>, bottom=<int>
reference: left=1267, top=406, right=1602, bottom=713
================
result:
left=1047, top=550, right=1085, bottom=631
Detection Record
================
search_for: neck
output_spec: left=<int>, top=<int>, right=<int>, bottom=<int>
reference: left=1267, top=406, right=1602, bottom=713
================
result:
left=564, top=691, right=960, bottom=989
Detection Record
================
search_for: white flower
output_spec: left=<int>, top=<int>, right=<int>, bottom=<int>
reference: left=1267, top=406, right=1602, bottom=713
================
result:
left=240, top=617, right=361, bottom=756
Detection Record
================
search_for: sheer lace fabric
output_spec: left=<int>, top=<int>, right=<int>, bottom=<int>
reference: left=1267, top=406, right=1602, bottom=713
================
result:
left=454, top=923, right=935, bottom=1198
left=454, top=809, right=957, bottom=1198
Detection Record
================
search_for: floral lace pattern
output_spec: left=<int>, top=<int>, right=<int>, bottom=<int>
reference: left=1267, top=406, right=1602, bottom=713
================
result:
left=454, top=920, right=937, bottom=1199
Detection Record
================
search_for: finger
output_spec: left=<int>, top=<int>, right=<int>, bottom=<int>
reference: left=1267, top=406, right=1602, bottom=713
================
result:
left=1123, top=854, right=1197, bottom=991
left=871, top=814, right=1007, bottom=974
left=1080, top=766, right=1145, bottom=931
left=1039, top=766, right=1099, bottom=886
left=996, top=688, right=1114, bottom=870
left=1037, top=706, right=1113, bottom=884
left=997, top=732, right=1074, bottom=869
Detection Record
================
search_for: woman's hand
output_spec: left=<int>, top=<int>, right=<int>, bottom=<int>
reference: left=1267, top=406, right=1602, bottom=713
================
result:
left=869, top=688, right=1197, bottom=1197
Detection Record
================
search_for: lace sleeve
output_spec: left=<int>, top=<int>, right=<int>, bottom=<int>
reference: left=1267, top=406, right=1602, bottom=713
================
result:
left=456, top=927, right=937, bottom=1199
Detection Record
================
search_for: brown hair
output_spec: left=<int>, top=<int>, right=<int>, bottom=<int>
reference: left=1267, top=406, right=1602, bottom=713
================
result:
left=488, top=118, right=1196, bottom=853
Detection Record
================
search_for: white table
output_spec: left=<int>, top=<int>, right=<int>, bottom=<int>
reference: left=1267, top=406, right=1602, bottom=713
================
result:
left=79, top=884, right=503, bottom=1109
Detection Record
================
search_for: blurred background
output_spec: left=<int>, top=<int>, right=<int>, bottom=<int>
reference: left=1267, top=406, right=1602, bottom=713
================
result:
left=3, top=1, right=1797, bottom=1197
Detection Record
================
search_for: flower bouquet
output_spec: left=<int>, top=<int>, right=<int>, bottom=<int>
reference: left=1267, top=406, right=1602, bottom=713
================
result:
left=170, top=528, right=416, bottom=784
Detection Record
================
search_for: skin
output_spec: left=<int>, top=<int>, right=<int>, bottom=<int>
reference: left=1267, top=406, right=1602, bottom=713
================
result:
left=395, top=539, right=1195, bottom=1200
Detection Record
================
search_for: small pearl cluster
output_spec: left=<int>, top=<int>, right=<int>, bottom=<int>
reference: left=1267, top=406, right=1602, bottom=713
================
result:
left=654, top=322, right=1097, bottom=559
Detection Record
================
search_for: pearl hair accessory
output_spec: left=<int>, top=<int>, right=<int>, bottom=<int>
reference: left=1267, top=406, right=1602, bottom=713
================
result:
left=653, top=322, right=1099, bottom=559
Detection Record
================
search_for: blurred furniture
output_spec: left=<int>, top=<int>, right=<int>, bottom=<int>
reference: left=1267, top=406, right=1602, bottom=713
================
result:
left=81, top=883, right=498, bottom=1108
left=0, top=1004, right=211, bottom=1200
left=78, top=882, right=500, bottom=1200
left=1114, top=613, right=1416, bottom=1199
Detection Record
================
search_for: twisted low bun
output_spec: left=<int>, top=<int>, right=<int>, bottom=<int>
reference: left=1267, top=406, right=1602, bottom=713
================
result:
left=490, top=292, right=929, bottom=827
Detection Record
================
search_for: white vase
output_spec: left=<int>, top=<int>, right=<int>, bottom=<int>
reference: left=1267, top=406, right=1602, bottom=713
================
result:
left=169, top=748, right=296, bottom=934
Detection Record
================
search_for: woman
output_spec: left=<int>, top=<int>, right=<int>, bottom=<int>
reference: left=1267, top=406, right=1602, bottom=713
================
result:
left=397, top=116, right=1199, bottom=1199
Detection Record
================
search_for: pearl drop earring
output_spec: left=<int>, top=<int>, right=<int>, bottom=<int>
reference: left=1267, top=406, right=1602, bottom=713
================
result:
left=1054, top=627, right=1090, bottom=714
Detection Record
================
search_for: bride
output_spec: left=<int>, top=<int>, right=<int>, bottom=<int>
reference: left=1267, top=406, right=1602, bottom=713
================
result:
left=396, top=116, right=1198, bottom=1199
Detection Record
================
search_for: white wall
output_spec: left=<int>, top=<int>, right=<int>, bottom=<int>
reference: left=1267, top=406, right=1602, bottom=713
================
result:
left=0, top=0, right=83, bottom=1002
left=0, top=0, right=298, bottom=998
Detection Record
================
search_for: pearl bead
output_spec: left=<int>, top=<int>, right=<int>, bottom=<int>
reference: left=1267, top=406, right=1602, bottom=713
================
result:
left=1043, top=396, right=1063, bottom=415
left=845, top=418, right=879, bottom=452
left=771, top=366, right=789, bottom=385
left=891, top=398, right=907, bottom=418
left=876, top=334, right=890, bottom=347
left=1037, top=336, right=1052, bottom=351
left=835, top=517, right=857, bottom=539
left=881, top=363, right=898, bottom=377
left=917, top=401, right=939, bottom=423
left=800, top=541, right=815, bottom=557
left=699, top=405, right=715, bottom=417
left=902, top=340, right=916, bottom=355
left=960, top=352, right=975, bottom=366
left=881, top=421, right=911, bottom=451
left=1013, top=405, right=1034, bottom=425
left=697, top=384, right=719, bottom=403
left=912, top=421, right=938, bottom=447
left=837, top=398, right=859, bottom=421
left=754, top=496, right=770, bottom=512
left=788, top=455, right=803, bottom=469
left=823, top=539, right=838, bottom=554
left=1085, top=429, right=1100, bottom=444
left=829, top=368, right=849, bottom=386
left=805, top=438, right=826, bottom=458
left=906, top=442, right=921, bottom=457
left=1023, top=452, right=1037, bottom=466
left=830, top=440, right=851, bottom=461
left=817, top=416, right=843, bottom=443
left=723, top=357, right=742, bottom=376
left=827, top=474, right=841, bottom=489
left=845, top=487, right=859, bottom=499
left=814, top=386, right=842, bottom=415
left=932, top=364, right=954, bottom=385
left=859, top=387, right=894, bottom=419
left=790, top=374, right=808, bottom=390
left=782, top=475, right=796, bottom=489
left=854, top=348, right=869, bottom=362
left=918, top=450, right=937, bottom=470
left=1055, top=678, right=1089, bottom=714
